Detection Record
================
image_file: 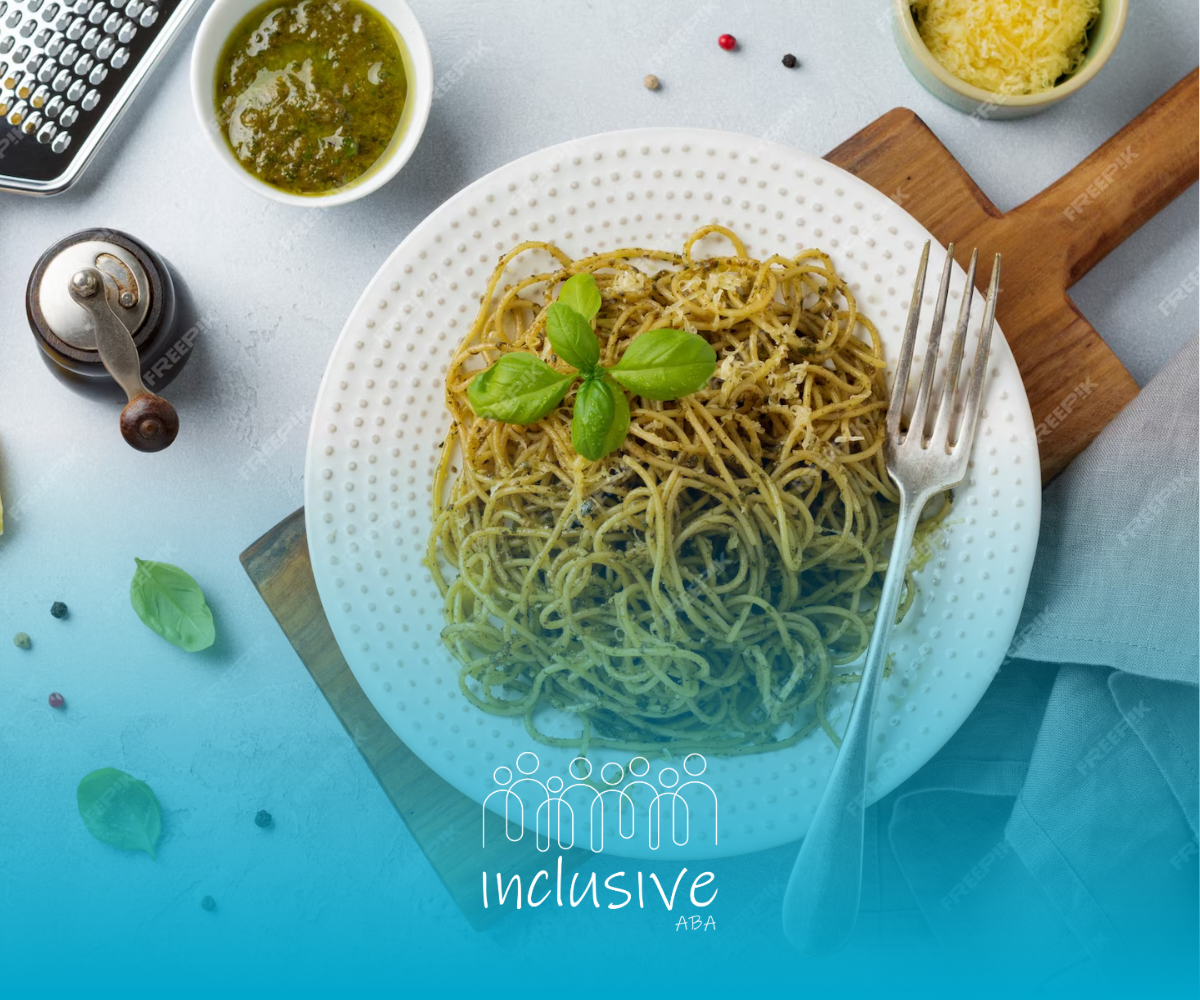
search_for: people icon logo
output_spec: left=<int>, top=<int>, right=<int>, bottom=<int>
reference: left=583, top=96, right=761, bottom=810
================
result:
left=481, top=751, right=718, bottom=853
left=478, top=752, right=721, bottom=918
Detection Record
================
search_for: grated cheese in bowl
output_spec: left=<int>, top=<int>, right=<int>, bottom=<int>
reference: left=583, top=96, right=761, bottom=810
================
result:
left=910, top=0, right=1102, bottom=96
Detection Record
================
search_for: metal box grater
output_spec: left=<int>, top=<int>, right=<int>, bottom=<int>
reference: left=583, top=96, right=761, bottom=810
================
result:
left=0, top=0, right=198, bottom=195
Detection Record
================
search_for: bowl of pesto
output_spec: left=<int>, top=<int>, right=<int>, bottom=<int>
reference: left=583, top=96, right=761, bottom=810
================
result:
left=191, top=0, right=432, bottom=205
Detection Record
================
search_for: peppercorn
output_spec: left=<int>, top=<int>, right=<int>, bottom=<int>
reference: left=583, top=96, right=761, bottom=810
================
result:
left=718, top=34, right=737, bottom=51
left=643, top=73, right=660, bottom=91
left=254, top=810, right=273, bottom=828
left=782, top=53, right=798, bottom=68
left=13, top=632, right=30, bottom=649
left=49, top=692, right=65, bottom=709
left=50, top=602, right=68, bottom=619
left=201, top=896, right=216, bottom=911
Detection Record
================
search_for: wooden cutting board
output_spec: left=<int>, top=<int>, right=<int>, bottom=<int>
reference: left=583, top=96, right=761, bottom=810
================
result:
left=240, top=72, right=1199, bottom=931
left=830, top=70, right=1198, bottom=480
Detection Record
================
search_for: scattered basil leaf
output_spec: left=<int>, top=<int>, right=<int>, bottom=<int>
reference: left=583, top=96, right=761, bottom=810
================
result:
left=130, top=559, right=216, bottom=652
left=467, top=353, right=576, bottom=424
left=556, top=272, right=602, bottom=323
left=609, top=328, right=717, bottom=401
left=77, top=767, right=162, bottom=859
left=572, top=376, right=624, bottom=461
left=546, top=302, right=600, bottom=373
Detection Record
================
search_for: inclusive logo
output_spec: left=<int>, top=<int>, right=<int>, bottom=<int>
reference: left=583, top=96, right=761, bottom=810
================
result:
left=482, top=751, right=718, bottom=853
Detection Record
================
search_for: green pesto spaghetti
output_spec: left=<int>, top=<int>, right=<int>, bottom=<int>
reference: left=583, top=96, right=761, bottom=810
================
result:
left=426, top=226, right=928, bottom=756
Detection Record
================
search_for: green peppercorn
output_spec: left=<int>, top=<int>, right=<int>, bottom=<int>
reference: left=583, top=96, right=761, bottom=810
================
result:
left=201, top=896, right=216, bottom=911
left=13, top=632, right=30, bottom=650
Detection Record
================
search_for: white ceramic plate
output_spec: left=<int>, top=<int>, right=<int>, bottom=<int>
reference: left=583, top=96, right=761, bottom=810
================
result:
left=303, top=128, right=1041, bottom=860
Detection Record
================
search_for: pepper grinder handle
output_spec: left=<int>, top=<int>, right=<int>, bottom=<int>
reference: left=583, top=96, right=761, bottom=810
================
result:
left=67, top=267, right=179, bottom=452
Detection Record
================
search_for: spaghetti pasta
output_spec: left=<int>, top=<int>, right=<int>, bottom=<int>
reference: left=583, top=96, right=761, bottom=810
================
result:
left=426, top=226, right=926, bottom=756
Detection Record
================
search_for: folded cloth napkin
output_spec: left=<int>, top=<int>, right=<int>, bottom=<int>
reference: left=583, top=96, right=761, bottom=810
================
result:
left=850, top=336, right=1200, bottom=993
left=1014, top=335, right=1200, bottom=683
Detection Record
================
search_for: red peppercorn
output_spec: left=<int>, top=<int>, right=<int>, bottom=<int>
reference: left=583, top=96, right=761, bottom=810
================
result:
left=49, top=692, right=65, bottom=709
left=718, top=34, right=737, bottom=51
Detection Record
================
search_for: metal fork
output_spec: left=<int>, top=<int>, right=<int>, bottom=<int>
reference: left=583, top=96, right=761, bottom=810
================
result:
left=781, top=242, right=1001, bottom=956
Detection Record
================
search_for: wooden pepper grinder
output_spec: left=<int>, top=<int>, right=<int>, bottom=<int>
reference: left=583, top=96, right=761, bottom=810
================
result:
left=26, top=229, right=194, bottom=452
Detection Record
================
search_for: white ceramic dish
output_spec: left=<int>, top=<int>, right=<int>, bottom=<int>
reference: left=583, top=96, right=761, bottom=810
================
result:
left=190, top=0, right=432, bottom=207
left=302, top=128, right=1042, bottom=859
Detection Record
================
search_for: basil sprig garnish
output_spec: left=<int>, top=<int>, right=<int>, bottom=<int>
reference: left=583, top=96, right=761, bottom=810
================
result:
left=466, top=273, right=716, bottom=460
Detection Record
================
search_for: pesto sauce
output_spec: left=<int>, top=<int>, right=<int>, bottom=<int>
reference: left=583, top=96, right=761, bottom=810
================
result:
left=214, top=0, right=407, bottom=195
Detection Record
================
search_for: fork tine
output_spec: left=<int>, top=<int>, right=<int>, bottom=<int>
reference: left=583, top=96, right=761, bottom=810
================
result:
left=930, top=248, right=978, bottom=447
left=957, top=253, right=1001, bottom=451
left=907, top=244, right=955, bottom=443
left=887, top=241, right=930, bottom=440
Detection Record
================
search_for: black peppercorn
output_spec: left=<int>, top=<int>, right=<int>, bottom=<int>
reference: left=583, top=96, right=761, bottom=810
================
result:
left=50, top=602, right=68, bottom=619
left=782, top=53, right=798, bottom=68
left=255, top=809, right=273, bottom=828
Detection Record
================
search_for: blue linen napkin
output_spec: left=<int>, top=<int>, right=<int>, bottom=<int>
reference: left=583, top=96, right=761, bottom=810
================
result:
left=853, top=336, right=1199, bottom=992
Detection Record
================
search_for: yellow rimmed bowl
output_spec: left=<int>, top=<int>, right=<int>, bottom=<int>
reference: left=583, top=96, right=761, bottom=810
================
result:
left=893, top=0, right=1129, bottom=118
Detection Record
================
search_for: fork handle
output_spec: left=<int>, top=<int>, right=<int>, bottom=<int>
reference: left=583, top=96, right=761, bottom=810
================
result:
left=781, top=491, right=925, bottom=955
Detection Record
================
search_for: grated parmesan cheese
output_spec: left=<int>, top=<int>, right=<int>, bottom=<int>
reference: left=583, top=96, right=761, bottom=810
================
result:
left=609, top=269, right=648, bottom=296
left=911, top=0, right=1101, bottom=96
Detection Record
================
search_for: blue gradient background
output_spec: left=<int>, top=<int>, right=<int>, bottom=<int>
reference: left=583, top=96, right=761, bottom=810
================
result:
left=1, top=1, right=1196, bottom=997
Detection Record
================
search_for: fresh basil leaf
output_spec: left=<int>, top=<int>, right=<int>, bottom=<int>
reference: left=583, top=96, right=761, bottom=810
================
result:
left=556, top=272, right=602, bottom=323
left=130, top=559, right=215, bottom=653
left=599, top=378, right=630, bottom=457
left=546, top=302, right=600, bottom=373
left=572, top=376, right=627, bottom=461
left=77, top=767, right=162, bottom=859
left=609, top=328, right=717, bottom=401
left=467, top=352, right=576, bottom=424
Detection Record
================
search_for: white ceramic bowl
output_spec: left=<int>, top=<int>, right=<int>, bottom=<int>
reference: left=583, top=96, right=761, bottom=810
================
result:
left=190, top=0, right=433, bottom=206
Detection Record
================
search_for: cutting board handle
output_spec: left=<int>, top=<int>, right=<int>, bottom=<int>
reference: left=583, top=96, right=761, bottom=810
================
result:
left=1013, top=68, right=1199, bottom=287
